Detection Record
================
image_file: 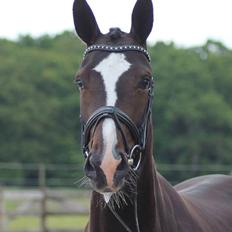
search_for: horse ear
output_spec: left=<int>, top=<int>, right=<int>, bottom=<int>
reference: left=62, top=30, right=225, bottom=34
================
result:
left=130, top=0, right=153, bottom=45
left=73, top=0, right=101, bottom=46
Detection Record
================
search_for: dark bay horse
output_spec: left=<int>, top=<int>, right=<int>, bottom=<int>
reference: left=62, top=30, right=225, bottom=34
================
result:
left=72, top=0, right=232, bottom=231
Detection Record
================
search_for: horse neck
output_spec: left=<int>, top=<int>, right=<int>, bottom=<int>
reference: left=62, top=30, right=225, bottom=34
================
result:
left=135, top=122, right=175, bottom=231
left=135, top=122, right=192, bottom=232
left=136, top=122, right=197, bottom=232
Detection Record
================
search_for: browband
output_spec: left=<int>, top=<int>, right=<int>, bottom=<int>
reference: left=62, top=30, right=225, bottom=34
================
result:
left=83, top=44, right=151, bottom=62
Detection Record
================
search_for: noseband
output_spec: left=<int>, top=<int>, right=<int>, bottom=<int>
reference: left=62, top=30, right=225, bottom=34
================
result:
left=80, top=45, right=153, bottom=171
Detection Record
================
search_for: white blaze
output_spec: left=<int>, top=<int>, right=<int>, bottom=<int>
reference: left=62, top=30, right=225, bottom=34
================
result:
left=93, top=53, right=131, bottom=199
left=94, top=53, right=131, bottom=106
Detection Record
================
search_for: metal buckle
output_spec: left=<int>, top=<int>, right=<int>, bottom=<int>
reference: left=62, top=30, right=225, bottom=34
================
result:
left=128, top=145, right=142, bottom=171
left=84, top=150, right=90, bottom=159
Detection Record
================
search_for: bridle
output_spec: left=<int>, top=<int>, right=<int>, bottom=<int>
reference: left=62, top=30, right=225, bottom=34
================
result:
left=79, top=44, right=154, bottom=232
left=80, top=44, right=154, bottom=171
left=83, top=44, right=151, bottom=62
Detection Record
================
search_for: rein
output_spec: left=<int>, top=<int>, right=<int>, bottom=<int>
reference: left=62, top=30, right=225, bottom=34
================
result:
left=80, top=45, right=153, bottom=232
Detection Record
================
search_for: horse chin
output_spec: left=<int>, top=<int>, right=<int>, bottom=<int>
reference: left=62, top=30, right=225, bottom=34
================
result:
left=90, top=175, right=126, bottom=194
left=102, top=192, right=113, bottom=203
left=96, top=185, right=122, bottom=194
left=93, top=184, right=123, bottom=203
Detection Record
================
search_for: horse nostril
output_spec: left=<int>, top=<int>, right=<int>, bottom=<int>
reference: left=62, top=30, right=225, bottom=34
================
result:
left=84, top=154, right=108, bottom=190
left=84, top=155, right=97, bottom=180
left=117, top=153, right=129, bottom=171
left=114, top=153, right=129, bottom=183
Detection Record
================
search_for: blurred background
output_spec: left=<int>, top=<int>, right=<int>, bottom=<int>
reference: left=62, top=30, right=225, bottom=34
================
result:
left=0, top=0, right=232, bottom=231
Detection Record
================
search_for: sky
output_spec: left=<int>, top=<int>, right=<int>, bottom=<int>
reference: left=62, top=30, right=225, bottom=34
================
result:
left=0, top=0, right=232, bottom=48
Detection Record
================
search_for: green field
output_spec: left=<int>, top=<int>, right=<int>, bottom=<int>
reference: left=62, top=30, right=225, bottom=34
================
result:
left=9, top=215, right=88, bottom=230
left=4, top=189, right=90, bottom=231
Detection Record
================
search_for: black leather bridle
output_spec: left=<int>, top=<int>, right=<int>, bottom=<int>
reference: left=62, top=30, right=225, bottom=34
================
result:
left=80, top=45, right=154, bottom=171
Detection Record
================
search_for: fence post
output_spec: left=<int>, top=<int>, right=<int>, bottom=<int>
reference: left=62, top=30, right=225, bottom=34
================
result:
left=0, top=187, right=5, bottom=232
left=39, top=164, right=48, bottom=232
left=39, top=163, right=46, bottom=188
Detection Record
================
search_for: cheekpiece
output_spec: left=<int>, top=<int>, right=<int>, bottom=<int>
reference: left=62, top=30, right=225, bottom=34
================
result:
left=83, top=44, right=151, bottom=62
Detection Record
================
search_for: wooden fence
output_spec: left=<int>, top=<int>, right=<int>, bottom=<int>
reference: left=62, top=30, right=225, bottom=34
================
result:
left=0, top=186, right=89, bottom=232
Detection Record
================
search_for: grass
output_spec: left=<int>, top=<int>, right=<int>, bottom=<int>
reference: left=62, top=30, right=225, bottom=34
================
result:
left=9, top=216, right=88, bottom=230
left=6, top=200, right=19, bottom=211
left=9, top=217, right=39, bottom=230
left=48, top=216, right=88, bottom=229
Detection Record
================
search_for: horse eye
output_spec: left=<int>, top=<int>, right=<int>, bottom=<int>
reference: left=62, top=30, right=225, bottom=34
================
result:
left=74, top=79, right=84, bottom=90
left=139, top=77, right=151, bottom=90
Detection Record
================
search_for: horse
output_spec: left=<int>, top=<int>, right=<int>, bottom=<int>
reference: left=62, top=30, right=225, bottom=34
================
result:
left=72, top=0, right=232, bottom=231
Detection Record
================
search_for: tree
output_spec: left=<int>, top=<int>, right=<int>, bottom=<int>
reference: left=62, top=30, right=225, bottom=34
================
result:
left=0, top=34, right=232, bottom=186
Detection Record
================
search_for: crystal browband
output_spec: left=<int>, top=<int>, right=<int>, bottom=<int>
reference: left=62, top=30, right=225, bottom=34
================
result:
left=83, top=44, right=151, bottom=62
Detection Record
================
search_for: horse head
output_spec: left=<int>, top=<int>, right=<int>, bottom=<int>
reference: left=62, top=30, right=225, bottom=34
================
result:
left=73, top=0, right=154, bottom=198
